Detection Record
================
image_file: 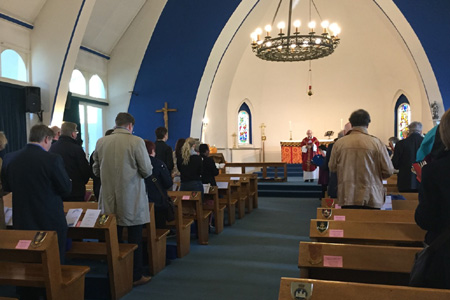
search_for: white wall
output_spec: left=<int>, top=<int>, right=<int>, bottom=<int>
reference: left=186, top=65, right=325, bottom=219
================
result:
left=204, top=0, right=433, bottom=162
left=31, top=0, right=96, bottom=126
left=106, top=0, right=167, bottom=129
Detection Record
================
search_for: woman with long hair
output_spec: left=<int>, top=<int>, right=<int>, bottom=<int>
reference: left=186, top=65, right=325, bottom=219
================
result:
left=171, top=138, right=185, bottom=186
left=177, top=137, right=203, bottom=195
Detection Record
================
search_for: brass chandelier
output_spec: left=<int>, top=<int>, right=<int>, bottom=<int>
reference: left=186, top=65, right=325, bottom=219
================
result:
left=251, top=0, right=341, bottom=62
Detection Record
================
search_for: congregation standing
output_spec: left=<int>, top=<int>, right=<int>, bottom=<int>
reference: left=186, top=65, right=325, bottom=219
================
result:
left=1, top=107, right=450, bottom=292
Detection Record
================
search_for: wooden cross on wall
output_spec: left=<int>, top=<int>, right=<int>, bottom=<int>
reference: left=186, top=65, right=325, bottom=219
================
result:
left=155, top=102, right=177, bottom=132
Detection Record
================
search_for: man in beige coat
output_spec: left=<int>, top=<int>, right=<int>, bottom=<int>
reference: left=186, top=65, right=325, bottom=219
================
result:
left=93, top=112, right=153, bottom=286
left=329, top=109, right=394, bottom=209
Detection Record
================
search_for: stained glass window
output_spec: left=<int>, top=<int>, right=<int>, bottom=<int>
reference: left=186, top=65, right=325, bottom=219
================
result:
left=397, top=103, right=411, bottom=139
left=238, top=111, right=249, bottom=145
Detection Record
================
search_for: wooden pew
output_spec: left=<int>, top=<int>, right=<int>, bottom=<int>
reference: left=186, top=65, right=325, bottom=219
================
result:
left=166, top=195, right=194, bottom=258
left=224, top=162, right=287, bottom=182
left=216, top=177, right=245, bottom=219
left=145, top=203, right=170, bottom=275
left=248, top=173, right=258, bottom=209
left=278, top=278, right=450, bottom=300
left=63, top=208, right=136, bottom=300
left=392, top=200, right=418, bottom=210
left=216, top=179, right=237, bottom=226
left=298, top=241, right=419, bottom=285
left=309, top=219, right=425, bottom=246
left=315, top=208, right=415, bottom=223
left=386, top=174, right=397, bottom=185
left=168, top=191, right=211, bottom=245
left=398, top=193, right=419, bottom=200
left=0, top=230, right=89, bottom=300
left=63, top=201, right=98, bottom=212
left=216, top=174, right=249, bottom=216
left=203, top=186, right=225, bottom=234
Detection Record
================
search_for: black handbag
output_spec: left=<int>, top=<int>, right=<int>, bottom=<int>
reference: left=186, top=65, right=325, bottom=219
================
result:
left=151, top=175, right=175, bottom=222
left=410, top=225, right=450, bottom=287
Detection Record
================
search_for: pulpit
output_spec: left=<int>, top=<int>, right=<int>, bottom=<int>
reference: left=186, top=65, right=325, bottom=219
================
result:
left=280, top=140, right=303, bottom=164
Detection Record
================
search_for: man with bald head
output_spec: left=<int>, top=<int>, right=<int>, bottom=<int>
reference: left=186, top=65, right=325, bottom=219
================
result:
left=300, top=130, right=320, bottom=182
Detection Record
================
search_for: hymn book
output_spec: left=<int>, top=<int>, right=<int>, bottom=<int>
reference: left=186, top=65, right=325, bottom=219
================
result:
left=79, top=209, right=101, bottom=227
left=66, top=208, right=83, bottom=227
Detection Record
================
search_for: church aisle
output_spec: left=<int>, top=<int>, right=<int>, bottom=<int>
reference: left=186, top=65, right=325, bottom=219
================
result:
left=123, top=196, right=318, bottom=300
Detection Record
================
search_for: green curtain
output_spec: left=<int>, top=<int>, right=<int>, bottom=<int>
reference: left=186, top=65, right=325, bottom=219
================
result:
left=62, top=92, right=82, bottom=144
left=0, top=82, right=27, bottom=155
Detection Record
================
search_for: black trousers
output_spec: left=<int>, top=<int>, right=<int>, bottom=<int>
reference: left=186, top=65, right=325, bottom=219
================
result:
left=117, top=224, right=144, bottom=281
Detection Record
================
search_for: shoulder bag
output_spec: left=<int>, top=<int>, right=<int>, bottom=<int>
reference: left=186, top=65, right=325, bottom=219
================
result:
left=151, top=175, right=175, bottom=222
left=410, top=225, right=450, bottom=287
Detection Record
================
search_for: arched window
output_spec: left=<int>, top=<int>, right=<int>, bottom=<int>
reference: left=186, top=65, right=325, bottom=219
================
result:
left=69, top=70, right=86, bottom=95
left=395, top=95, right=411, bottom=139
left=238, top=102, right=252, bottom=146
left=88, top=74, right=106, bottom=99
left=1, top=49, right=27, bottom=82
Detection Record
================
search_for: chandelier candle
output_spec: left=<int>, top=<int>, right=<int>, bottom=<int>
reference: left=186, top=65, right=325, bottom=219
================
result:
left=250, top=0, right=341, bottom=62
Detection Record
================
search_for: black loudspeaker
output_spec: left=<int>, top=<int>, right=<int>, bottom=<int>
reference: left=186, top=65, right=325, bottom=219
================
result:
left=25, top=86, right=41, bottom=113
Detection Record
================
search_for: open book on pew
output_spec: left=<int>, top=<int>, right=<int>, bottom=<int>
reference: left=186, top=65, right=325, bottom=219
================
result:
left=203, top=183, right=211, bottom=194
left=4, top=206, right=12, bottom=226
left=66, top=208, right=83, bottom=227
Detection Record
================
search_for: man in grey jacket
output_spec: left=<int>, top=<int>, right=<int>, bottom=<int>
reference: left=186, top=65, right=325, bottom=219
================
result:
left=329, top=109, right=394, bottom=209
left=93, top=112, right=153, bottom=286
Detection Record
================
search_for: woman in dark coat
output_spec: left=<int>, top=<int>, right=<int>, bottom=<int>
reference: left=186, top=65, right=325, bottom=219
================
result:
left=177, top=137, right=203, bottom=197
left=144, top=140, right=173, bottom=229
left=415, top=109, right=450, bottom=289
left=199, top=144, right=218, bottom=186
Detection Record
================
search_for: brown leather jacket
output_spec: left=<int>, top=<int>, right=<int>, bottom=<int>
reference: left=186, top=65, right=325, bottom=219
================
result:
left=329, top=127, right=394, bottom=208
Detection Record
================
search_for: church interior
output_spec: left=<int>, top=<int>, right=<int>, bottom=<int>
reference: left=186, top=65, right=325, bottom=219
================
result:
left=1, top=0, right=450, bottom=299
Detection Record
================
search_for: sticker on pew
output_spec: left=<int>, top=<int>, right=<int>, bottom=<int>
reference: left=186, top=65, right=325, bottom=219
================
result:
left=16, top=240, right=32, bottom=249
left=333, top=215, right=346, bottom=221
left=182, top=195, right=190, bottom=200
left=334, top=204, right=341, bottom=209
left=323, top=255, right=343, bottom=268
left=329, top=229, right=344, bottom=237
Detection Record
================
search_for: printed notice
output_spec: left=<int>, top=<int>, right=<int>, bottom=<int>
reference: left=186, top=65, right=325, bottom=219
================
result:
left=203, top=184, right=211, bottom=194
left=217, top=182, right=229, bottom=189
left=66, top=208, right=83, bottom=227
left=182, top=195, right=190, bottom=200
left=329, top=229, right=344, bottom=237
left=230, top=177, right=240, bottom=180
left=323, top=255, right=343, bottom=268
left=333, top=215, right=346, bottom=221
left=16, top=240, right=32, bottom=249
left=79, top=209, right=101, bottom=227
left=4, top=207, right=12, bottom=226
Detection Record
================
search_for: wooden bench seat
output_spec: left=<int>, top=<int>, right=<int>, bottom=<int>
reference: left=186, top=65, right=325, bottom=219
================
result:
left=315, top=208, right=415, bottom=223
left=225, top=162, right=287, bottom=182
left=216, top=175, right=246, bottom=218
left=217, top=174, right=253, bottom=214
left=203, top=186, right=226, bottom=234
left=278, top=278, right=450, bottom=300
left=145, top=203, right=170, bottom=275
left=298, top=241, right=420, bottom=285
left=310, top=219, right=425, bottom=246
left=0, top=230, right=89, bottom=300
left=63, top=204, right=136, bottom=300
left=392, top=200, right=418, bottom=210
left=216, top=179, right=238, bottom=225
left=166, top=195, right=194, bottom=258
left=168, top=191, right=211, bottom=245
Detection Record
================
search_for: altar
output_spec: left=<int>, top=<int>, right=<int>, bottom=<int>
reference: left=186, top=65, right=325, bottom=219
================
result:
left=280, top=140, right=303, bottom=164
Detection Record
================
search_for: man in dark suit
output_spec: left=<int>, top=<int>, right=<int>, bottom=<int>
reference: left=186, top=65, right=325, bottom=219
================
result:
left=392, top=121, right=424, bottom=192
left=155, top=126, right=174, bottom=173
left=50, top=122, right=91, bottom=201
left=1, top=124, right=72, bottom=260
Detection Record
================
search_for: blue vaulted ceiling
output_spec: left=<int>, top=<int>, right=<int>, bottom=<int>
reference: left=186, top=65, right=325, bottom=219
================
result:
left=128, top=0, right=450, bottom=147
